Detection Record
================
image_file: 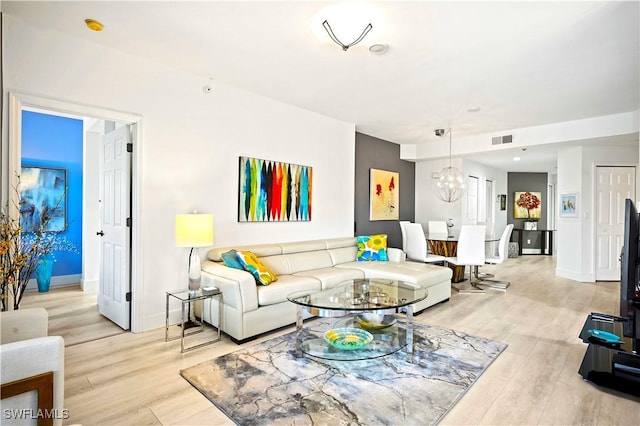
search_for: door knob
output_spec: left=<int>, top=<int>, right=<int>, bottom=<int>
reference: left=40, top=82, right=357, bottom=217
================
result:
left=96, top=231, right=105, bottom=236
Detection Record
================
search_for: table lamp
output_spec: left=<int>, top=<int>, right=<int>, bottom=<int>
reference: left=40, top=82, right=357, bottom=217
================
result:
left=175, top=212, right=214, bottom=291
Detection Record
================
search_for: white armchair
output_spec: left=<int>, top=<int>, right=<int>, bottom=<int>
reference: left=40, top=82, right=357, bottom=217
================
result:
left=1, top=308, right=65, bottom=426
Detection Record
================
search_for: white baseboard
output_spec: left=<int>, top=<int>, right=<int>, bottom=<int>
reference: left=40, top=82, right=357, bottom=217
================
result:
left=521, top=248, right=542, bottom=255
left=26, top=274, right=82, bottom=291
left=82, top=279, right=99, bottom=293
left=142, top=311, right=170, bottom=332
left=555, top=268, right=595, bottom=283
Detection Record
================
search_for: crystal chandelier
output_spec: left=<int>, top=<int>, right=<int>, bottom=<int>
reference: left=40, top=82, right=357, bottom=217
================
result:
left=433, top=128, right=465, bottom=203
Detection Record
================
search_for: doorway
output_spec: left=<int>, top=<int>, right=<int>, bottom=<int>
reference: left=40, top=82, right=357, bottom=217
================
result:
left=595, top=165, right=636, bottom=281
left=7, top=92, right=143, bottom=332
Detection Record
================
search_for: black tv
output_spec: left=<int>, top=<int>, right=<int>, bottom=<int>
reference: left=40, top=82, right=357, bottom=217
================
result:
left=621, top=198, right=640, bottom=342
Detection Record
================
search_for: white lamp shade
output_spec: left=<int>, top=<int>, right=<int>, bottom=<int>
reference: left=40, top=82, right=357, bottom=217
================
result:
left=175, top=214, right=214, bottom=247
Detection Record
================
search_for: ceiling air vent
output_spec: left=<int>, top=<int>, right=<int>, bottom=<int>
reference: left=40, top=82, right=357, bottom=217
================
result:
left=492, top=135, right=513, bottom=145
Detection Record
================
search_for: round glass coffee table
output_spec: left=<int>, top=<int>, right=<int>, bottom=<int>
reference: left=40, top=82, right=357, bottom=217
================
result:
left=287, top=278, right=428, bottom=362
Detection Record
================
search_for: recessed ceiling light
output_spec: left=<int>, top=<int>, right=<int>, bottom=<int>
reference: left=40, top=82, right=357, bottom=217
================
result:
left=467, top=107, right=481, bottom=113
left=513, top=157, right=521, bottom=161
left=85, top=19, right=104, bottom=32
left=369, top=43, right=388, bottom=54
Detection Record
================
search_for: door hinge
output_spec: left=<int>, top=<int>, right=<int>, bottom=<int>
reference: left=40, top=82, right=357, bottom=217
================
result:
left=126, top=292, right=131, bottom=302
left=126, top=217, right=132, bottom=227
left=127, top=143, right=133, bottom=153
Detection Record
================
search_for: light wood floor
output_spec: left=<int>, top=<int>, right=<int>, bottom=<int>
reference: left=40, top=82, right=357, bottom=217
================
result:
left=34, top=257, right=640, bottom=425
left=21, top=285, right=125, bottom=346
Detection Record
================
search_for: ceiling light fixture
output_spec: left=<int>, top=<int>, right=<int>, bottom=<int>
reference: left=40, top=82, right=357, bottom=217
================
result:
left=85, top=18, right=104, bottom=32
left=513, top=157, right=521, bottom=161
left=322, top=20, right=372, bottom=51
left=433, top=128, right=465, bottom=203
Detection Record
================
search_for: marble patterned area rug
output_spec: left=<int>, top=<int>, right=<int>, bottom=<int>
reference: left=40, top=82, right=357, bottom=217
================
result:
left=181, top=319, right=507, bottom=425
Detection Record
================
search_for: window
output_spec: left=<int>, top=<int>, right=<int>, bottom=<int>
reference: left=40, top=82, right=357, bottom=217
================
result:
left=467, top=176, right=479, bottom=223
left=485, top=179, right=494, bottom=224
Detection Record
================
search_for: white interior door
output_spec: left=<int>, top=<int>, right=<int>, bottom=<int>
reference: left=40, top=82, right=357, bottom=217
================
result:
left=596, top=166, right=636, bottom=281
left=97, top=125, right=131, bottom=329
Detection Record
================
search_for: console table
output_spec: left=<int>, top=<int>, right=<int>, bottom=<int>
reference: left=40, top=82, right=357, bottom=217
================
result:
left=512, top=228, right=554, bottom=256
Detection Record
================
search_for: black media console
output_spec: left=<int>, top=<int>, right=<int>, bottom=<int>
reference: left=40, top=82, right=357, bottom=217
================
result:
left=578, top=310, right=640, bottom=397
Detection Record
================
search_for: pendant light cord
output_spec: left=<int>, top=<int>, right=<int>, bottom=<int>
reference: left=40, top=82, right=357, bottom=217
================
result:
left=448, top=129, right=452, bottom=167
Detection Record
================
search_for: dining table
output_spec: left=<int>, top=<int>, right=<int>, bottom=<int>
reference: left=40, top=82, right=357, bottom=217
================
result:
left=426, top=232, right=500, bottom=283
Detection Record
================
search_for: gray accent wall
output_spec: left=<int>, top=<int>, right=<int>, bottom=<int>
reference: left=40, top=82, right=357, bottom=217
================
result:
left=507, top=172, right=549, bottom=251
left=355, top=133, right=415, bottom=249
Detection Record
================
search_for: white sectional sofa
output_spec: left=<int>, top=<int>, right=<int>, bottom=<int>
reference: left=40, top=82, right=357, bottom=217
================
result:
left=200, top=237, right=452, bottom=343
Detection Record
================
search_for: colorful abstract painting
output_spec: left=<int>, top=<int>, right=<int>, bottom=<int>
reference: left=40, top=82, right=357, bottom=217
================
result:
left=20, top=166, right=67, bottom=232
left=238, top=156, right=312, bottom=222
left=514, top=191, right=541, bottom=219
left=370, top=169, right=399, bottom=221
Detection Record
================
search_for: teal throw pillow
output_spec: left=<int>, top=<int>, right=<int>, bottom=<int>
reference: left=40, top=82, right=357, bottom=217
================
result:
left=221, top=249, right=244, bottom=270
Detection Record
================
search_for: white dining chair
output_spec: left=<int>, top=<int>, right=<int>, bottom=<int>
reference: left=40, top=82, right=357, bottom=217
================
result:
left=399, top=220, right=411, bottom=252
left=445, top=225, right=486, bottom=293
left=405, top=223, right=446, bottom=264
left=478, top=224, right=514, bottom=290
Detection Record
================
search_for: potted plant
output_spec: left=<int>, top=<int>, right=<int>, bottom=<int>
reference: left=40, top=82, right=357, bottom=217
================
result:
left=0, top=179, right=76, bottom=309
left=20, top=232, right=79, bottom=292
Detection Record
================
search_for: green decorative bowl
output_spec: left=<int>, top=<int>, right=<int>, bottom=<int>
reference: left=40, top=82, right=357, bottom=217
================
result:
left=324, top=327, right=373, bottom=350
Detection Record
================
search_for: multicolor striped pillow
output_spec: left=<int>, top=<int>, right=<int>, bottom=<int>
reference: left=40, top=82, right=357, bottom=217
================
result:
left=356, top=234, right=389, bottom=261
left=236, top=250, right=278, bottom=285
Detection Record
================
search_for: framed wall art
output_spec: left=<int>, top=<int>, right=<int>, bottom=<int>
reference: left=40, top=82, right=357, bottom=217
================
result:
left=514, top=191, right=541, bottom=220
left=19, top=166, right=67, bottom=232
left=238, top=156, right=312, bottom=222
left=499, top=194, right=507, bottom=211
left=560, top=193, right=578, bottom=217
left=370, top=168, right=399, bottom=221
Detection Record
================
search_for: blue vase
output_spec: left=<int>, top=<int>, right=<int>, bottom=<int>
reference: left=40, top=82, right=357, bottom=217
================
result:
left=35, top=254, right=54, bottom=292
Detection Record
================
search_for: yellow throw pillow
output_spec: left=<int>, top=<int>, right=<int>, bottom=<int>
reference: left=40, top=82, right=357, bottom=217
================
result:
left=356, top=234, right=389, bottom=261
left=236, top=250, right=278, bottom=285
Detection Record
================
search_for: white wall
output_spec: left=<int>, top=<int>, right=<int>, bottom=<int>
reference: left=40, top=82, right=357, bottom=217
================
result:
left=556, top=143, right=639, bottom=282
left=3, top=16, right=355, bottom=331
left=405, top=112, right=639, bottom=161
left=82, top=120, right=102, bottom=293
left=415, top=158, right=507, bottom=235
left=415, top=158, right=464, bottom=231
left=556, top=146, right=584, bottom=280
left=460, top=158, right=508, bottom=234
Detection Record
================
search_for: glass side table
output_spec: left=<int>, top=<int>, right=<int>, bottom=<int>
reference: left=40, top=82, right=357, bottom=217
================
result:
left=165, top=288, right=222, bottom=353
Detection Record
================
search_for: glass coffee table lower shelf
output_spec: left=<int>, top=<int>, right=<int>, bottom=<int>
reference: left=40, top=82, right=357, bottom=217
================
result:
left=287, top=278, right=428, bottom=362
left=297, top=315, right=407, bottom=361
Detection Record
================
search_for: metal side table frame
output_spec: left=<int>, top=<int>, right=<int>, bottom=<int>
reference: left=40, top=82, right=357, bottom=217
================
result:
left=165, top=288, right=222, bottom=352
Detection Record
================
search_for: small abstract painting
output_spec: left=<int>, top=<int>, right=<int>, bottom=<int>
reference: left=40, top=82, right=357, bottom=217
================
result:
left=238, top=156, right=312, bottom=222
left=370, top=169, right=399, bottom=221
left=514, top=191, right=541, bottom=220
left=560, top=193, right=578, bottom=217
left=500, top=194, right=507, bottom=211
left=19, top=166, right=67, bottom=232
